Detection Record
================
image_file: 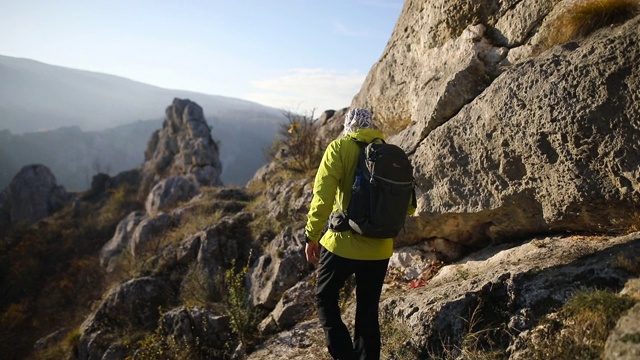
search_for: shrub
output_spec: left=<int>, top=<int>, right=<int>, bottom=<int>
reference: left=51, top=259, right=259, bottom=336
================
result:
left=529, top=289, right=636, bottom=359
left=180, top=263, right=217, bottom=306
left=222, top=256, right=261, bottom=349
left=134, top=330, right=192, bottom=360
left=267, top=110, right=323, bottom=174
left=542, top=0, right=640, bottom=48
left=98, top=187, right=133, bottom=227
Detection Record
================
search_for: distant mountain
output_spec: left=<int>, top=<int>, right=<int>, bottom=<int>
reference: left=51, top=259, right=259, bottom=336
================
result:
left=0, top=55, right=286, bottom=188
left=0, top=122, right=154, bottom=191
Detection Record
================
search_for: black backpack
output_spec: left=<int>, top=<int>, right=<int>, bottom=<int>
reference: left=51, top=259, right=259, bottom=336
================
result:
left=330, top=138, right=416, bottom=238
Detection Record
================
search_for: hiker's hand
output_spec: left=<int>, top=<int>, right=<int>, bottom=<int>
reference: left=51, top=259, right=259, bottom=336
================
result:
left=305, top=240, right=319, bottom=267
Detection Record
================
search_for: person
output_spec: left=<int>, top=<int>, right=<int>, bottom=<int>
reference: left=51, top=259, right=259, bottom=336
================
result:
left=305, top=108, right=409, bottom=360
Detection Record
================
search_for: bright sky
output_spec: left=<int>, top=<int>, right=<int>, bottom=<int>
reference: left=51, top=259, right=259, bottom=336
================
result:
left=1, top=0, right=404, bottom=114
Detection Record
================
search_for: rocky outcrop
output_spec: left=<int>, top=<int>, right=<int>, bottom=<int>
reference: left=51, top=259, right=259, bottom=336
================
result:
left=77, top=277, right=174, bottom=360
left=258, top=277, right=315, bottom=335
left=248, top=233, right=640, bottom=359
left=145, top=176, right=200, bottom=213
left=406, top=15, right=640, bottom=248
left=99, top=210, right=146, bottom=270
left=99, top=97, right=231, bottom=271
left=0, top=164, right=70, bottom=235
left=140, top=98, right=223, bottom=196
left=82, top=169, right=141, bottom=203
left=352, top=1, right=640, bottom=255
left=248, top=227, right=308, bottom=309
left=159, top=307, right=231, bottom=351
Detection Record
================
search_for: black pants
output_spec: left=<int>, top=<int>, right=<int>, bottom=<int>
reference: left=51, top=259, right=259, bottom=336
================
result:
left=316, top=246, right=390, bottom=360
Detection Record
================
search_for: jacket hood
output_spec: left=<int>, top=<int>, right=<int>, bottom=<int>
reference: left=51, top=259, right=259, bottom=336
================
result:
left=345, top=128, right=385, bottom=143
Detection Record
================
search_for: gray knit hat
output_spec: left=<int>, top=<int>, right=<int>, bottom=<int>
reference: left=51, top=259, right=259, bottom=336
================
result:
left=343, top=108, right=374, bottom=134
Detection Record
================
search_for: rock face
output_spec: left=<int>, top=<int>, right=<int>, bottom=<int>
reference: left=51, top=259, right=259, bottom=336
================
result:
left=99, top=210, right=146, bottom=270
left=145, top=176, right=200, bottom=213
left=141, top=98, right=223, bottom=195
left=248, top=227, right=308, bottom=309
left=159, top=307, right=230, bottom=350
left=354, top=1, right=640, bottom=253
left=0, top=164, right=70, bottom=234
left=77, top=277, right=174, bottom=360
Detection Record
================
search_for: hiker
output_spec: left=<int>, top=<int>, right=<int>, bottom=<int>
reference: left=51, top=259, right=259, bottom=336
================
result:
left=305, top=108, right=414, bottom=360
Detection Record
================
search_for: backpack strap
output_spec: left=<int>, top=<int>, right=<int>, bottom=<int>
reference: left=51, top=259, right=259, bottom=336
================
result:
left=330, top=138, right=367, bottom=232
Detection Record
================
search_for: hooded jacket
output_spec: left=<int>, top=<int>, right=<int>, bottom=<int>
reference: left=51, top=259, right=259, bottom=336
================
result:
left=305, top=128, right=394, bottom=260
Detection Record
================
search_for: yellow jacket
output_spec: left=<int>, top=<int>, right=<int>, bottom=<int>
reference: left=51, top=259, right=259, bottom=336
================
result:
left=305, top=128, right=394, bottom=260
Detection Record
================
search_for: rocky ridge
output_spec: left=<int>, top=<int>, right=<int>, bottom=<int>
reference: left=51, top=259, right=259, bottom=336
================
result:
left=4, top=0, right=640, bottom=359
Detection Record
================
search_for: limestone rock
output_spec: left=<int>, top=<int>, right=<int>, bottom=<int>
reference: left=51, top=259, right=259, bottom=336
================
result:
left=386, top=23, right=507, bottom=154
left=604, top=303, right=640, bottom=360
left=81, top=276, right=173, bottom=333
left=352, top=1, right=511, bottom=150
left=77, top=277, right=174, bottom=360
left=129, top=212, right=174, bottom=256
left=248, top=227, right=308, bottom=309
left=99, top=210, right=146, bottom=270
left=317, top=107, right=348, bottom=143
left=141, top=98, right=223, bottom=195
left=196, top=212, right=253, bottom=267
left=247, top=320, right=324, bottom=360
left=145, top=175, right=200, bottom=213
left=259, top=277, right=315, bottom=334
left=491, top=0, right=556, bottom=47
left=0, top=164, right=70, bottom=230
left=159, top=306, right=230, bottom=350
left=387, top=233, right=640, bottom=357
left=410, top=16, right=640, bottom=247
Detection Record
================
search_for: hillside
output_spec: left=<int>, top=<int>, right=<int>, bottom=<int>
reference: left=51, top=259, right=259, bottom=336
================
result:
left=0, top=54, right=284, bottom=133
left=0, top=117, right=272, bottom=190
left=0, top=55, right=286, bottom=187
left=1, top=1, right=640, bottom=360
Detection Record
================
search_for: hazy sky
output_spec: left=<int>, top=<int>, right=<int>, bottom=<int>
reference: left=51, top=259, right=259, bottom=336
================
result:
left=1, top=0, right=404, bottom=114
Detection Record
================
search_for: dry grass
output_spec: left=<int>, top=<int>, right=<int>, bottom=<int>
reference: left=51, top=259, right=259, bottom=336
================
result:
left=614, top=254, right=640, bottom=275
left=380, top=315, right=422, bottom=359
left=179, top=263, right=218, bottom=307
left=528, top=289, right=636, bottom=359
left=374, top=109, right=413, bottom=137
left=542, top=0, right=640, bottom=48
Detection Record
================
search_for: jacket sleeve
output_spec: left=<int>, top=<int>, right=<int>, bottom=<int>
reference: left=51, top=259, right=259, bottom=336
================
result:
left=305, top=140, right=344, bottom=242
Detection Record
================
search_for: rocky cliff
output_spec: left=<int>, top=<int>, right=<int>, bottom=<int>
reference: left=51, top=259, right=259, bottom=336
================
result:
left=354, top=0, right=640, bottom=256
left=5, top=1, right=640, bottom=360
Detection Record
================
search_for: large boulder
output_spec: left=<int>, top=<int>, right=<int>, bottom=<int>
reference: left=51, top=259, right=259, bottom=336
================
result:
left=145, top=176, right=200, bottom=213
left=159, top=307, right=230, bottom=350
left=248, top=227, right=308, bottom=309
left=258, top=277, right=315, bottom=334
left=141, top=98, right=223, bottom=195
left=76, top=277, right=174, bottom=360
left=406, top=15, right=640, bottom=248
left=99, top=210, right=146, bottom=270
left=351, top=0, right=640, bottom=255
left=0, top=164, right=70, bottom=233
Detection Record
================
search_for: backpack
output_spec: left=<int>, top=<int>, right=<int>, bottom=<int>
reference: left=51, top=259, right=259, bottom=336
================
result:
left=331, top=138, right=416, bottom=238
